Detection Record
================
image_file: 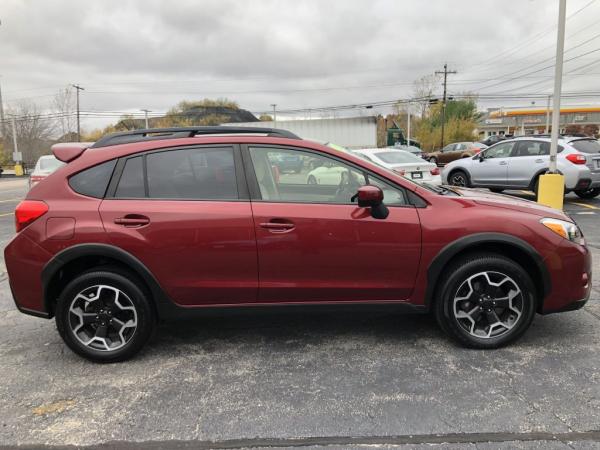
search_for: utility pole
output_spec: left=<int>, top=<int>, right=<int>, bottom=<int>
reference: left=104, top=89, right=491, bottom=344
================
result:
left=71, top=84, right=84, bottom=142
left=406, top=102, right=411, bottom=146
left=141, top=109, right=151, bottom=129
left=271, top=104, right=277, bottom=127
left=0, top=80, right=6, bottom=141
left=10, top=115, right=18, bottom=158
left=435, top=64, right=456, bottom=149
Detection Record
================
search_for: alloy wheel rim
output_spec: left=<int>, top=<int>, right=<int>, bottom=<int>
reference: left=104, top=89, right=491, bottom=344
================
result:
left=68, top=285, right=138, bottom=352
left=452, top=271, right=523, bottom=339
left=451, top=174, right=466, bottom=186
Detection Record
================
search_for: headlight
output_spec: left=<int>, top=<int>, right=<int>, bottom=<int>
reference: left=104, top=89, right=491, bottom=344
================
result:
left=540, top=218, right=584, bottom=245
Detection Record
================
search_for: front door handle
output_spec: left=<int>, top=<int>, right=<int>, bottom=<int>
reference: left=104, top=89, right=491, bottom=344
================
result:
left=114, top=215, right=150, bottom=227
left=535, top=159, right=544, bottom=163
left=259, top=220, right=295, bottom=233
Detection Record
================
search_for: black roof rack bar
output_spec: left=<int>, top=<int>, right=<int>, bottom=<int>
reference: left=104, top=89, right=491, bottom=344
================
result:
left=90, top=126, right=301, bottom=148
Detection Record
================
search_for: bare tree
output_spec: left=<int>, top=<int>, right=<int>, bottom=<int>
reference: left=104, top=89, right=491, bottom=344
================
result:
left=53, top=87, right=76, bottom=141
left=6, top=101, right=56, bottom=166
left=413, top=74, right=440, bottom=117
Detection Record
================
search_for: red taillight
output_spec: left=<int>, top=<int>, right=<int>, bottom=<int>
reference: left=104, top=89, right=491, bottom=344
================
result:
left=15, top=200, right=48, bottom=232
left=566, top=154, right=587, bottom=165
left=430, top=167, right=440, bottom=175
left=394, top=168, right=406, bottom=176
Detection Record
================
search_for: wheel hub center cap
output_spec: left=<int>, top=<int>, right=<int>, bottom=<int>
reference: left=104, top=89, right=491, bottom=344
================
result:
left=479, top=295, right=495, bottom=310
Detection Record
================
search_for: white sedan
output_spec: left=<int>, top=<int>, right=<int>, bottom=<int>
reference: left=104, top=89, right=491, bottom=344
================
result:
left=352, top=148, right=442, bottom=185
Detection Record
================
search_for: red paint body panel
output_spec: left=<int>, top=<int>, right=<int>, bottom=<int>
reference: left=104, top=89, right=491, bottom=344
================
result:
left=3, top=134, right=592, bottom=319
left=99, top=199, right=258, bottom=305
left=251, top=202, right=421, bottom=302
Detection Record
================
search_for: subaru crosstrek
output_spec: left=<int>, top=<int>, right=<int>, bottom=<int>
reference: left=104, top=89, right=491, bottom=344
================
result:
left=5, top=127, right=592, bottom=362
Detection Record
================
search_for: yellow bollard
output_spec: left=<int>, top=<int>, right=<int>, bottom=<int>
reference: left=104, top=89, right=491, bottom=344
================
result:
left=14, top=164, right=24, bottom=177
left=537, top=173, right=565, bottom=210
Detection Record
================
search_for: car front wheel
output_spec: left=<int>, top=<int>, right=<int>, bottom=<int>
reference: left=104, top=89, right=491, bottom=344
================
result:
left=434, top=253, right=536, bottom=349
left=574, top=187, right=600, bottom=199
left=55, top=269, right=156, bottom=363
left=449, top=170, right=470, bottom=187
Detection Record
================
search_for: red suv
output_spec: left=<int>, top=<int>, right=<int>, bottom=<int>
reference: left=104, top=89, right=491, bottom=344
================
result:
left=5, top=127, right=591, bottom=362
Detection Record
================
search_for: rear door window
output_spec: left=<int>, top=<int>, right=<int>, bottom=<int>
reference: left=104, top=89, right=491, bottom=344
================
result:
left=115, top=156, right=145, bottom=198
left=146, top=147, right=238, bottom=199
left=570, top=139, right=600, bottom=154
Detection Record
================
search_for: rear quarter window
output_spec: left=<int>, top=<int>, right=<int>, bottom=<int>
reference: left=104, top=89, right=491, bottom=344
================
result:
left=69, top=160, right=117, bottom=198
left=570, top=139, right=600, bottom=154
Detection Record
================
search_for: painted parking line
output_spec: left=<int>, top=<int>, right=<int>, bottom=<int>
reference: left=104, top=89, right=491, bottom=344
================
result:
left=0, top=198, right=21, bottom=203
left=566, top=201, right=600, bottom=210
left=574, top=211, right=596, bottom=215
left=0, top=212, right=14, bottom=217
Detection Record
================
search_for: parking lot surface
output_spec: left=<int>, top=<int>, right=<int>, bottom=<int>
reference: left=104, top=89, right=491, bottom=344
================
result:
left=0, top=178, right=599, bottom=449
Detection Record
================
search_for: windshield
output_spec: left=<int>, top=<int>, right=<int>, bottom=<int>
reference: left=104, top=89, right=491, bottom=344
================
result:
left=374, top=151, right=422, bottom=164
left=570, top=139, right=600, bottom=154
left=38, top=156, right=65, bottom=172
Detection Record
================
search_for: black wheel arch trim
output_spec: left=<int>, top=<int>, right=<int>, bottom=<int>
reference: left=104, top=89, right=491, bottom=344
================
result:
left=41, top=243, right=171, bottom=318
left=424, top=232, right=551, bottom=309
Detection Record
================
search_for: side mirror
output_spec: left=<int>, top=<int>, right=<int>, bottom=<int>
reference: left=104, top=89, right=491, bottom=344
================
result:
left=352, top=186, right=389, bottom=219
left=478, top=152, right=485, bottom=162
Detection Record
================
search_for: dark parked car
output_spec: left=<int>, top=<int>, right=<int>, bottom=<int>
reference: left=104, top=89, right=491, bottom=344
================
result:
left=6, top=127, right=591, bottom=362
left=427, top=142, right=485, bottom=166
left=481, top=135, right=508, bottom=146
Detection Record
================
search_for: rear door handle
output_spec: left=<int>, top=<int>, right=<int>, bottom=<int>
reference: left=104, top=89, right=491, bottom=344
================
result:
left=499, top=161, right=508, bottom=165
left=259, top=221, right=295, bottom=232
left=114, top=215, right=150, bottom=227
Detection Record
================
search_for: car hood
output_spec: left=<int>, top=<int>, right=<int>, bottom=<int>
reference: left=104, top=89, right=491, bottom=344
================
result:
left=451, top=187, right=570, bottom=220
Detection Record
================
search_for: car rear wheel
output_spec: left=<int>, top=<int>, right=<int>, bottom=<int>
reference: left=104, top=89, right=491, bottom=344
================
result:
left=449, top=170, right=470, bottom=187
left=434, top=253, right=536, bottom=349
left=55, top=269, right=156, bottom=363
left=574, top=187, right=600, bottom=199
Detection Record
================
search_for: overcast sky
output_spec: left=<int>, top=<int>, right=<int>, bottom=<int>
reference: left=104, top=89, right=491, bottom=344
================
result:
left=2, top=0, right=600, bottom=131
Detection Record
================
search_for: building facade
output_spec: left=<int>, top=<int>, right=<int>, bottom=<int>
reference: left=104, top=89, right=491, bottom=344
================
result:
left=477, top=105, right=600, bottom=138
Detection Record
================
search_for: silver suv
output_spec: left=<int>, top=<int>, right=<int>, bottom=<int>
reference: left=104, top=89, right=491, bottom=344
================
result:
left=442, top=136, right=600, bottom=199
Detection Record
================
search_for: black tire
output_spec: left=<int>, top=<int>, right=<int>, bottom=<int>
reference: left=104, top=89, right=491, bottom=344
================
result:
left=574, top=187, right=600, bottom=199
left=429, top=157, right=438, bottom=165
left=433, top=253, right=536, bottom=349
left=448, top=169, right=470, bottom=188
left=533, top=177, right=540, bottom=199
left=489, top=188, right=504, bottom=193
left=55, top=269, right=156, bottom=363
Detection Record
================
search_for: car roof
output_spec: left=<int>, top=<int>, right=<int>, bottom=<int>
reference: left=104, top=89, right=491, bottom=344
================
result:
left=354, top=148, right=399, bottom=154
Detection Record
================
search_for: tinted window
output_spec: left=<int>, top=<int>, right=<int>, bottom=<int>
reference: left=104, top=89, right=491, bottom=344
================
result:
left=513, top=141, right=549, bottom=157
left=249, top=147, right=367, bottom=204
left=69, top=160, right=116, bottom=198
left=146, top=147, right=237, bottom=199
left=570, top=139, right=600, bottom=154
left=115, top=156, right=145, bottom=198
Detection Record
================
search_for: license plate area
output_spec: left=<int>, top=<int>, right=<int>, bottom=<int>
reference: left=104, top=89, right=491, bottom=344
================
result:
left=411, top=172, right=423, bottom=179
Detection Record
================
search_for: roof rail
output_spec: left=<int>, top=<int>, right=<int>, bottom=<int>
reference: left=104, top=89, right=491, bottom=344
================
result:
left=90, top=126, right=301, bottom=148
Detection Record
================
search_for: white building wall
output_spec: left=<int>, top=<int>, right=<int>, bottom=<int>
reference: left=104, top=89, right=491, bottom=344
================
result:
left=223, top=116, right=378, bottom=149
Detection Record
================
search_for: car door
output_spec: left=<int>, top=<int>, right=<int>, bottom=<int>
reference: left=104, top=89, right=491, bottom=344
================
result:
left=507, top=140, right=549, bottom=188
left=99, top=145, right=258, bottom=306
left=439, top=144, right=456, bottom=164
left=244, top=145, right=422, bottom=303
left=470, top=141, right=514, bottom=186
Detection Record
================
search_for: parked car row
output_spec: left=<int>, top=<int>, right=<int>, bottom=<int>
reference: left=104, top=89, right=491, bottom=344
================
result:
left=441, top=136, right=600, bottom=198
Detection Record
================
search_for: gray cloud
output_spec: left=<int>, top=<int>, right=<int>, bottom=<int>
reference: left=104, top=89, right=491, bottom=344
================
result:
left=1, top=0, right=599, bottom=129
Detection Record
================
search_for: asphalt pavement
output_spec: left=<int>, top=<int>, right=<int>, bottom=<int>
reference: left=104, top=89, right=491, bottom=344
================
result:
left=0, top=177, right=599, bottom=450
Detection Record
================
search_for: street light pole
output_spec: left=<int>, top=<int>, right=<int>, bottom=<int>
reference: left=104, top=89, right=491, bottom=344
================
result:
left=549, top=0, right=566, bottom=174
left=141, top=109, right=151, bottom=129
left=71, top=84, right=84, bottom=142
left=271, top=104, right=277, bottom=127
